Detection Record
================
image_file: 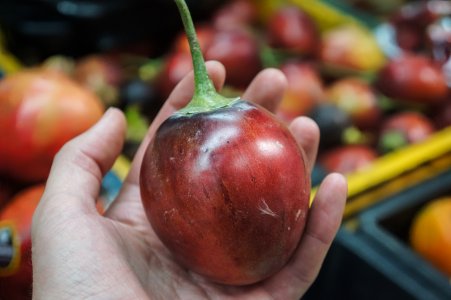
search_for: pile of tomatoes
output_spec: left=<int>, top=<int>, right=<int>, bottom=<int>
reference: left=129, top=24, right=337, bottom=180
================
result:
left=100, top=0, right=448, bottom=180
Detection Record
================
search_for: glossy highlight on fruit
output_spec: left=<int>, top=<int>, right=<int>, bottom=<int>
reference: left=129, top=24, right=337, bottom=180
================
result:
left=139, top=0, right=310, bottom=285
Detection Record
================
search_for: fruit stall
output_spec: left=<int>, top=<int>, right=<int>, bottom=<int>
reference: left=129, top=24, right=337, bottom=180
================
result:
left=0, top=0, right=450, bottom=299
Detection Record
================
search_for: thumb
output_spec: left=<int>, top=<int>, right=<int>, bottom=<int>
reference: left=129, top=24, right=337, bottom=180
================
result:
left=40, top=107, right=126, bottom=213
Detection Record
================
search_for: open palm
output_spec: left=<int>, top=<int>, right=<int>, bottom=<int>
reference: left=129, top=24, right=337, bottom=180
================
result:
left=32, top=61, right=347, bottom=300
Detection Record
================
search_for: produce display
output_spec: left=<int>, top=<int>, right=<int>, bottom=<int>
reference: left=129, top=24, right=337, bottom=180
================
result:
left=0, top=0, right=450, bottom=298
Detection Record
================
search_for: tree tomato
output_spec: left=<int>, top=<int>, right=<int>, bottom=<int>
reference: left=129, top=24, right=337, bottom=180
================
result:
left=0, top=69, right=104, bottom=182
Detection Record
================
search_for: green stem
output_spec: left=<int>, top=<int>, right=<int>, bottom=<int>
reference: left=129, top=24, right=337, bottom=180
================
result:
left=174, top=0, right=237, bottom=114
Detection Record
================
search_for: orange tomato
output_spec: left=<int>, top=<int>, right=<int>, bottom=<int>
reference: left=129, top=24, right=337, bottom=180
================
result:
left=276, top=61, right=324, bottom=123
left=0, top=68, right=104, bottom=182
left=0, top=184, right=45, bottom=300
left=409, top=196, right=451, bottom=277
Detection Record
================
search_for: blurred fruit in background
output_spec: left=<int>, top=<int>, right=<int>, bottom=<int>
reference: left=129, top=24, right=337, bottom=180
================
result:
left=389, top=0, right=451, bottom=52
left=325, top=77, right=382, bottom=130
left=375, top=54, right=448, bottom=104
left=409, top=196, right=451, bottom=277
left=73, top=54, right=124, bottom=106
left=378, top=111, right=436, bottom=153
left=212, top=0, right=258, bottom=31
left=309, top=103, right=353, bottom=150
left=276, top=61, right=324, bottom=123
left=266, top=5, right=319, bottom=57
left=157, top=50, right=193, bottom=99
left=173, top=24, right=215, bottom=55
left=119, top=78, right=162, bottom=120
left=0, top=68, right=104, bottom=182
left=205, top=28, right=262, bottom=89
left=0, top=184, right=44, bottom=300
left=319, top=145, right=378, bottom=175
left=319, top=24, right=386, bottom=76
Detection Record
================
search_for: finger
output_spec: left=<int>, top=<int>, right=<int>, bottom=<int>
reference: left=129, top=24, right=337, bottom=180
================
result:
left=263, top=173, right=347, bottom=299
left=242, top=68, right=287, bottom=112
left=105, top=61, right=226, bottom=220
left=289, top=116, right=320, bottom=173
left=41, top=108, right=126, bottom=211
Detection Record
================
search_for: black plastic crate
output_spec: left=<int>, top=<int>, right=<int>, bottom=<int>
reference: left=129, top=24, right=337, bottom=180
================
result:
left=303, top=227, right=445, bottom=300
left=356, top=170, right=451, bottom=299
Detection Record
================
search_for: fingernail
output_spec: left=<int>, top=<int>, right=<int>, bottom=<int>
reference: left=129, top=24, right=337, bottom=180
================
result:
left=103, top=107, right=115, bottom=118
left=92, top=107, right=116, bottom=130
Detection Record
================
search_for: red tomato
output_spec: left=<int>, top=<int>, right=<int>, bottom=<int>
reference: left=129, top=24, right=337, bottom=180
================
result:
left=0, top=184, right=44, bottom=300
left=205, top=29, right=262, bottom=89
left=172, top=24, right=215, bottom=54
left=326, top=77, right=382, bottom=130
left=157, top=51, right=193, bottom=99
left=266, top=6, right=319, bottom=56
left=375, top=54, right=448, bottom=104
left=276, top=61, right=324, bottom=123
left=378, top=111, right=436, bottom=153
left=319, top=145, right=378, bottom=175
left=0, top=69, right=104, bottom=182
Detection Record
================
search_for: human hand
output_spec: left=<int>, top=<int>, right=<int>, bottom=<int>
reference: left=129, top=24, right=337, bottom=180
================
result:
left=32, top=61, right=347, bottom=300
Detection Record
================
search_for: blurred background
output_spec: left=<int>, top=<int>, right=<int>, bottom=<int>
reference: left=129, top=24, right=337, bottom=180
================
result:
left=0, top=0, right=450, bottom=299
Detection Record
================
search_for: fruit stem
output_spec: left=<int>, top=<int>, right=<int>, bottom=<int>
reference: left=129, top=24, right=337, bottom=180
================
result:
left=174, top=0, right=237, bottom=114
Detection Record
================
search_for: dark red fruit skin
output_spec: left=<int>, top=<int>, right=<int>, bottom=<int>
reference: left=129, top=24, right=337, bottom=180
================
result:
left=375, top=54, right=448, bottom=104
left=205, top=30, right=262, bottom=89
left=140, top=100, right=310, bottom=285
left=319, top=145, right=378, bottom=175
left=266, top=6, right=319, bottom=56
